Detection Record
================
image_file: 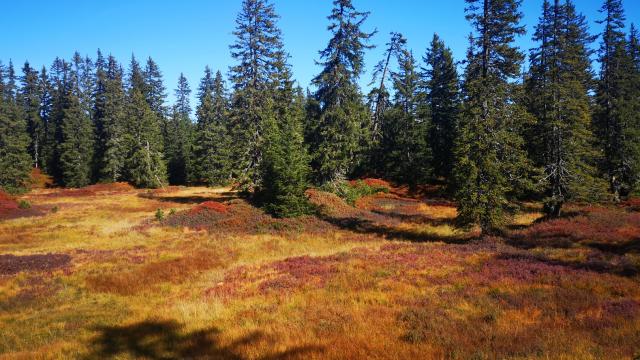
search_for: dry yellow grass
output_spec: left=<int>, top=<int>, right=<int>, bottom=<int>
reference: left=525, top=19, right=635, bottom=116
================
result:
left=0, top=186, right=639, bottom=359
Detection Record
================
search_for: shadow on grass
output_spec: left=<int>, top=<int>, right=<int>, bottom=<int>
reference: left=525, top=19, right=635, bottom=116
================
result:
left=321, top=215, right=472, bottom=244
left=85, top=320, right=323, bottom=360
left=139, top=192, right=239, bottom=204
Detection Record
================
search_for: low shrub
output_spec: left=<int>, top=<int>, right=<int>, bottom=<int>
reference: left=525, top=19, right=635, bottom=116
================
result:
left=18, top=200, right=31, bottom=209
left=321, top=180, right=389, bottom=205
left=155, top=208, right=165, bottom=222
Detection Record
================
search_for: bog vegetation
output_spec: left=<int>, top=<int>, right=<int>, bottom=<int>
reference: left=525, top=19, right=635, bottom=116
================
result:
left=1, top=0, right=640, bottom=358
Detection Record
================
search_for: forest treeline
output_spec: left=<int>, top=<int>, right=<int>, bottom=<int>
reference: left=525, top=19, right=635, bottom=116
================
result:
left=1, top=0, right=639, bottom=232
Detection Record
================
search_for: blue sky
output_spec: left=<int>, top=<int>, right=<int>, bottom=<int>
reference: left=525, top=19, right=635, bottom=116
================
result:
left=2, top=0, right=639, bottom=107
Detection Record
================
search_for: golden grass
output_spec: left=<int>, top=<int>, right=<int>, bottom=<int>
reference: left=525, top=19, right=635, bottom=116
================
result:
left=0, top=186, right=639, bottom=359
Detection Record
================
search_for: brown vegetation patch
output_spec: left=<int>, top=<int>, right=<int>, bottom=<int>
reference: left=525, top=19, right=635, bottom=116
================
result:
left=509, top=206, right=640, bottom=254
left=0, top=253, right=71, bottom=275
left=86, top=249, right=236, bottom=295
left=38, top=182, right=134, bottom=198
left=165, top=199, right=335, bottom=235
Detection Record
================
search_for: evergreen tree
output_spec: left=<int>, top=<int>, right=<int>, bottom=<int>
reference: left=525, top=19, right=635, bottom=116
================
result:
left=309, top=0, right=375, bottom=184
left=195, top=69, right=232, bottom=186
left=380, top=48, right=431, bottom=187
left=46, top=57, right=71, bottom=183
left=256, top=86, right=312, bottom=217
left=166, top=73, right=193, bottom=185
left=228, top=0, right=289, bottom=187
left=38, top=66, right=54, bottom=175
left=422, top=33, right=461, bottom=182
left=20, top=62, right=45, bottom=169
left=124, top=88, right=167, bottom=188
left=526, top=0, right=606, bottom=216
left=369, top=32, right=407, bottom=145
left=453, top=0, right=534, bottom=233
left=594, top=0, right=640, bottom=198
left=96, top=55, right=128, bottom=182
left=59, top=90, right=94, bottom=187
left=0, top=61, right=32, bottom=193
left=143, top=57, right=167, bottom=121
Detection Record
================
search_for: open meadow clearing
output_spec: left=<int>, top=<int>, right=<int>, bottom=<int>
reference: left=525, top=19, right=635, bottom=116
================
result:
left=1, top=182, right=640, bottom=359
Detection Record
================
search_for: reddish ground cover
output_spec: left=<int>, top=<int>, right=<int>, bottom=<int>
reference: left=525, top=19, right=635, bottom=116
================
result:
left=189, top=201, right=228, bottom=215
left=38, top=182, right=134, bottom=198
left=0, top=253, right=72, bottom=275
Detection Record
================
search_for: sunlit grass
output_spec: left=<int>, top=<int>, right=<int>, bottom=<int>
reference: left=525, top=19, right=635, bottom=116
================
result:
left=0, top=185, right=639, bottom=359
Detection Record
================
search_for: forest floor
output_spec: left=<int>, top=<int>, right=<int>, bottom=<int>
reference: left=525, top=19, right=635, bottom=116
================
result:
left=1, top=182, right=640, bottom=359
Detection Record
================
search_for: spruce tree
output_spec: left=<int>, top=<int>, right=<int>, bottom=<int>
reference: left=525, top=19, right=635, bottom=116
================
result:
left=453, top=0, right=534, bottom=233
left=166, top=73, right=193, bottom=185
left=59, top=90, right=94, bottom=187
left=195, top=69, right=232, bottom=186
left=0, top=61, right=32, bottom=193
left=310, top=0, right=375, bottom=184
left=124, top=88, right=167, bottom=188
left=228, top=0, right=289, bottom=187
left=594, top=0, right=640, bottom=198
left=380, top=48, right=431, bottom=187
left=95, top=55, right=128, bottom=182
left=256, top=86, right=312, bottom=217
left=38, top=66, right=54, bottom=176
left=369, top=32, right=407, bottom=145
left=526, top=0, right=607, bottom=216
left=20, top=62, right=45, bottom=169
left=122, top=57, right=167, bottom=188
left=422, top=34, right=461, bottom=182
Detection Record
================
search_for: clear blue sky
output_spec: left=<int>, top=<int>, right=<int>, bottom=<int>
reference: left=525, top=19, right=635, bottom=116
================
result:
left=2, top=0, right=638, bottom=107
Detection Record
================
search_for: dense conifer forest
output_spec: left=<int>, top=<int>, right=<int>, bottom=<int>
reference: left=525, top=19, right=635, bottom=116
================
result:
left=1, top=0, right=639, bottom=233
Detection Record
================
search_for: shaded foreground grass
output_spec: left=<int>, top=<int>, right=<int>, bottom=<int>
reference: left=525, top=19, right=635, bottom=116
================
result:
left=0, top=184, right=639, bottom=359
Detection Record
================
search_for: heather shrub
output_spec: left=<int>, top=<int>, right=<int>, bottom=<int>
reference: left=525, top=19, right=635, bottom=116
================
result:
left=321, top=180, right=389, bottom=205
left=18, top=200, right=31, bottom=209
left=155, top=208, right=165, bottom=222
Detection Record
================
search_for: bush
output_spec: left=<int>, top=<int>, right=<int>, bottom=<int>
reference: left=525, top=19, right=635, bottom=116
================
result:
left=18, top=200, right=31, bottom=209
left=155, top=208, right=165, bottom=222
left=321, top=180, right=389, bottom=205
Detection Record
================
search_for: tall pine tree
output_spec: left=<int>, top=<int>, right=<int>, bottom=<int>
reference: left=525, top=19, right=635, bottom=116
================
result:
left=0, top=61, right=32, bottom=193
left=453, top=0, right=534, bottom=232
left=228, top=0, right=289, bottom=187
left=309, top=0, right=375, bottom=184
left=594, top=0, right=640, bottom=198
left=20, top=62, right=45, bottom=169
left=423, top=34, right=461, bottom=182
left=526, top=0, right=606, bottom=216
left=166, top=73, right=193, bottom=185
left=195, top=68, right=232, bottom=186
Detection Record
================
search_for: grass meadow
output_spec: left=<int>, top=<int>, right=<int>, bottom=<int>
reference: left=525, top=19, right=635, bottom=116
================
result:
left=1, top=182, right=640, bottom=359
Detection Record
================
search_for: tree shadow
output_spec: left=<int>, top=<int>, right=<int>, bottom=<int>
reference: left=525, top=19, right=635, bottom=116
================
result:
left=321, top=215, right=472, bottom=244
left=139, top=193, right=239, bottom=204
left=370, top=209, right=457, bottom=227
left=85, top=320, right=323, bottom=360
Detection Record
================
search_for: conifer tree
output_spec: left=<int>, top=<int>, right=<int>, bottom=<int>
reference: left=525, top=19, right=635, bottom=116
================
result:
left=120, top=57, right=167, bottom=188
left=143, top=57, right=167, bottom=122
left=310, top=0, right=375, bottom=184
left=38, top=66, right=54, bottom=175
left=527, top=0, right=607, bottom=216
left=59, top=90, right=94, bottom=187
left=195, top=69, right=232, bottom=186
left=453, top=0, right=534, bottom=232
left=422, top=34, right=461, bottom=182
left=379, top=48, right=431, bottom=187
left=0, top=62, right=32, bottom=193
left=124, top=88, right=167, bottom=188
left=166, top=73, right=193, bottom=185
left=369, top=32, right=407, bottom=145
left=95, top=55, right=128, bottom=182
left=20, top=62, right=45, bottom=169
left=47, top=57, right=71, bottom=183
left=594, top=0, right=640, bottom=198
left=228, top=0, right=289, bottom=187
left=256, top=85, right=312, bottom=217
